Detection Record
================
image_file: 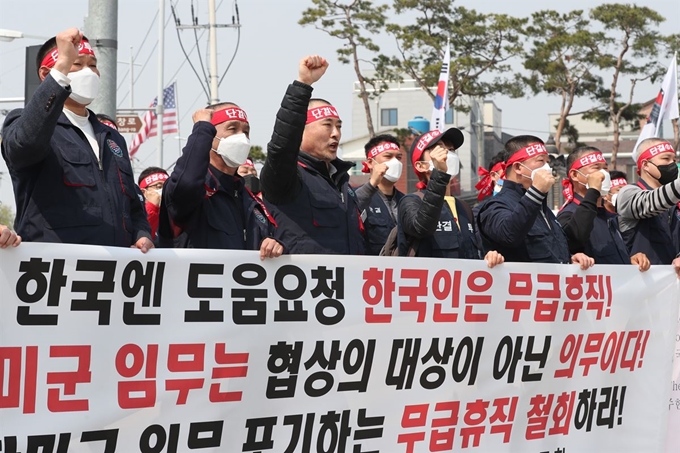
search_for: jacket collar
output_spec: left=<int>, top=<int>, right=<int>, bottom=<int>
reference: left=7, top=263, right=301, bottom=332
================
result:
left=206, top=165, right=242, bottom=197
left=298, top=151, right=355, bottom=179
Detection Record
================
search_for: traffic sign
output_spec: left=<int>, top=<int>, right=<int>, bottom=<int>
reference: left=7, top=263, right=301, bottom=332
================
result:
left=116, top=114, right=142, bottom=133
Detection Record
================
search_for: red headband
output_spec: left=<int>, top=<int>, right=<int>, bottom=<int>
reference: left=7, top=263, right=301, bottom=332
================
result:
left=211, top=107, right=249, bottom=125
left=506, top=143, right=548, bottom=167
left=362, top=142, right=401, bottom=173
left=140, top=172, right=169, bottom=189
left=40, top=40, right=95, bottom=69
left=411, top=130, right=444, bottom=174
left=611, top=177, right=627, bottom=188
left=636, top=141, right=674, bottom=171
left=563, top=152, right=606, bottom=204
left=570, top=152, right=606, bottom=172
left=475, top=162, right=506, bottom=201
left=306, top=106, right=340, bottom=124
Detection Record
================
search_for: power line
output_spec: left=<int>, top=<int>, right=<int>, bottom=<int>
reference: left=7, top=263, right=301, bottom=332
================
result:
left=171, top=1, right=210, bottom=102
left=117, top=8, right=160, bottom=91
left=218, top=0, right=241, bottom=87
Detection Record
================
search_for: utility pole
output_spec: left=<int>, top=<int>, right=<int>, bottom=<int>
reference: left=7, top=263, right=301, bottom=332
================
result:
left=208, top=0, right=219, bottom=104
left=85, top=0, right=118, bottom=118
left=157, top=0, right=165, bottom=167
left=176, top=1, right=240, bottom=105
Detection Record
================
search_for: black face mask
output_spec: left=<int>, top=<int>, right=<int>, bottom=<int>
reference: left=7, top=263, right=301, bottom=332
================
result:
left=651, top=162, right=679, bottom=185
left=243, top=174, right=261, bottom=194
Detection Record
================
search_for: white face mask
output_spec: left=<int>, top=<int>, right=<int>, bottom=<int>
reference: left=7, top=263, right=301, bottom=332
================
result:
left=611, top=193, right=618, bottom=209
left=445, top=152, right=460, bottom=177
left=155, top=188, right=163, bottom=197
left=521, top=162, right=552, bottom=181
left=213, top=133, right=251, bottom=167
left=383, top=158, right=403, bottom=183
left=67, top=68, right=100, bottom=105
left=578, top=168, right=612, bottom=195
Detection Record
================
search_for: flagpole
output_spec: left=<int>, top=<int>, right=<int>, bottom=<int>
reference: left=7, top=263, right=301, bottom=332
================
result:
left=174, top=81, right=182, bottom=163
left=157, top=0, right=165, bottom=168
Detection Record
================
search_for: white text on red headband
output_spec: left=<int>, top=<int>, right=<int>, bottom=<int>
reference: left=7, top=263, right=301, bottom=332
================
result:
left=506, top=143, right=548, bottom=166
left=210, top=107, right=249, bottom=126
left=638, top=142, right=674, bottom=166
left=571, top=152, right=606, bottom=172
left=41, top=40, right=95, bottom=69
left=368, top=142, right=400, bottom=158
left=140, top=173, right=169, bottom=189
left=611, top=178, right=628, bottom=188
left=306, top=106, right=340, bottom=124
left=415, top=130, right=443, bottom=152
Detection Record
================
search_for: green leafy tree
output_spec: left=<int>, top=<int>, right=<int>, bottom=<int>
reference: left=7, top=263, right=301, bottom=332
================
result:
left=523, top=10, right=603, bottom=153
left=249, top=145, right=267, bottom=163
left=384, top=0, right=526, bottom=109
left=588, top=3, right=667, bottom=168
left=300, top=0, right=391, bottom=138
left=0, top=204, right=15, bottom=228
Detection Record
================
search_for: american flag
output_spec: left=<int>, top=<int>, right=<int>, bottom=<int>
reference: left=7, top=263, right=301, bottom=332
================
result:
left=129, top=82, right=178, bottom=158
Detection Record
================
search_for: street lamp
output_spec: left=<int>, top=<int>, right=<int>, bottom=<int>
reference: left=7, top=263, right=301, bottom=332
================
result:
left=0, top=29, right=49, bottom=42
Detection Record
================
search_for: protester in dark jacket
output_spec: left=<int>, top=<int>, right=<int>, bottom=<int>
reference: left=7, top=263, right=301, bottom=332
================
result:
left=1, top=28, right=152, bottom=250
left=397, top=128, right=503, bottom=266
left=557, top=146, right=649, bottom=270
left=354, top=134, right=405, bottom=255
left=616, top=138, right=680, bottom=264
left=478, top=135, right=593, bottom=269
left=159, top=105, right=284, bottom=259
left=260, top=55, right=364, bottom=255
left=138, top=167, right=168, bottom=241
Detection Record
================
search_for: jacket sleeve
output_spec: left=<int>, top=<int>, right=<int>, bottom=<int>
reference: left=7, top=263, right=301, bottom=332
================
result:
left=355, top=183, right=379, bottom=212
left=260, top=81, right=312, bottom=205
left=1, top=74, right=71, bottom=170
left=617, top=179, right=680, bottom=220
left=557, top=189, right=600, bottom=254
left=478, top=185, right=546, bottom=248
left=163, top=121, right=216, bottom=226
left=399, top=170, right=451, bottom=238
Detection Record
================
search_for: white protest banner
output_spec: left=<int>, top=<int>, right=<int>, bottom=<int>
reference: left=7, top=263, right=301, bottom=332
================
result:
left=0, top=243, right=678, bottom=452
left=668, top=305, right=680, bottom=453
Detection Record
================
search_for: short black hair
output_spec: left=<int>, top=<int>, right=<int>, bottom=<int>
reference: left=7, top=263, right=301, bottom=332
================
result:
left=36, top=35, right=90, bottom=75
left=363, top=134, right=400, bottom=157
left=504, top=135, right=545, bottom=159
left=609, top=170, right=627, bottom=181
left=488, top=150, right=509, bottom=171
left=566, top=146, right=601, bottom=173
left=138, top=166, right=168, bottom=185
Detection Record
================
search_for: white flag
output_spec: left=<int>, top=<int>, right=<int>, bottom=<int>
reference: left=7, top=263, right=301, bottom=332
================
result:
left=430, top=40, right=450, bottom=132
left=634, top=53, right=679, bottom=152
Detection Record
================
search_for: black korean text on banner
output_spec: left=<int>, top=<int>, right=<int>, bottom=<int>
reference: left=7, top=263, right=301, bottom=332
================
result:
left=242, top=408, right=385, bottom=453
left=14, top=258, right=166, bottom=327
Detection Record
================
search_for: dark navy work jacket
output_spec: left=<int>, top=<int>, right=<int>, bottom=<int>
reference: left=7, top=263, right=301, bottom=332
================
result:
left=1, top=75, right=150, bottom=246
left=559, top=194, right=630, bottom=264
left=159, top=121, right=278, bottom=250
left=398, top=192, right=480, bottom=259
left=363, top=188, right=404, bottom=255
left=478, top=180, right=570, bottom=263
left=261, top=81, right=365, bottom=255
